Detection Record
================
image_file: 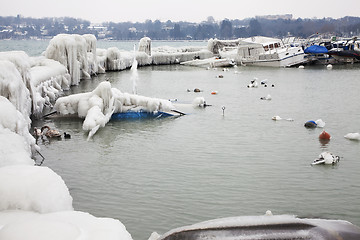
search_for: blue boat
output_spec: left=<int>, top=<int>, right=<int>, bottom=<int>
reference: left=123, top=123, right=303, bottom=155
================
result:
left=111, top=110, right=182, bottom=120
left=304, top=45, right=329, bottom=54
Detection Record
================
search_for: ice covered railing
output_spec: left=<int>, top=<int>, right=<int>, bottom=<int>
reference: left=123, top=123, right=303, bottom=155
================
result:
left=54, top=81, right=175, bottom=139
left=30, top=56, right=71, bottom=111
left=151, top=45, right=213, bottom=65
left=96, top=47, right=151, bottom=72
left=0, top=50, right=72, bottom=117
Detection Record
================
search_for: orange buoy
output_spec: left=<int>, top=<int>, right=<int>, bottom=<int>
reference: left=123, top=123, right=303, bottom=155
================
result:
left=211, top=91, right=218, bottom=95
left=319, top=130, right=331, bottom=140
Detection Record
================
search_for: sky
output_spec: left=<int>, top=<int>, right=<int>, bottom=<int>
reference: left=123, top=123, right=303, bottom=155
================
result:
left=1, top=0, right=359, bottom=23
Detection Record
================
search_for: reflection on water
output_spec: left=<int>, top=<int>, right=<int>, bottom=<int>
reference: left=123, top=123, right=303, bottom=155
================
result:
left=36, top=64, right=360, bottom=240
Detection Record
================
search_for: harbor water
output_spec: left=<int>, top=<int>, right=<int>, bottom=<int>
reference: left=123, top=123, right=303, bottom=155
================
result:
left=3, top=40, right=360, bottom=240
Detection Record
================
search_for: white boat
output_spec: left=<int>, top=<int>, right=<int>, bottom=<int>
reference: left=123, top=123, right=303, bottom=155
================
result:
left=180, top=57, right=235, bottom=68
left=236, top=36, right=307, bottom=67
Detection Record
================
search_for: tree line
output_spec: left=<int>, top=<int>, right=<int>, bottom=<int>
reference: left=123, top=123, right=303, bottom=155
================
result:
left=1, top=15, right=359, bottom=40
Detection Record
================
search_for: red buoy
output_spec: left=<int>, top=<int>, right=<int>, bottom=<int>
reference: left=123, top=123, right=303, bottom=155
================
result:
left=319, top=130, right=331, bottom=140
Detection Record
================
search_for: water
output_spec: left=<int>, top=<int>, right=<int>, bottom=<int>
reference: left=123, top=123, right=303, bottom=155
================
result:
left=3, top=41, right=360, bottom=240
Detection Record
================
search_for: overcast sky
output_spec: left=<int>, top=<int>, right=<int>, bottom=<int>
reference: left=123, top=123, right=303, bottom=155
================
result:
left=1, top=0, right=359, bottom=23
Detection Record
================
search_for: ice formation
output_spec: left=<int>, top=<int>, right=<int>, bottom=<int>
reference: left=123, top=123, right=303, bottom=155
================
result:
left=45, top=34, right=95, bottom=85
left=54, top=81, right=174, bottom=139
left=0, top=52, right=33, bottom=119
left=31, top=56, right=71, bottom=111
left=0, top=96, right=38, bottom=162
left=131, top=50, right=139, bottom=95
left=139, top=37, right=151, bottom=55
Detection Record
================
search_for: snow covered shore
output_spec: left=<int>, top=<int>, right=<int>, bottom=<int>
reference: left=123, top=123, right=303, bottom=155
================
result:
left=0, top=34, right=213, bottom=239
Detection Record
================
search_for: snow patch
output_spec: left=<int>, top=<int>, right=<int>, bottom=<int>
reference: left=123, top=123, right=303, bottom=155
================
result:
left=0, top=165, right=73, bottom=213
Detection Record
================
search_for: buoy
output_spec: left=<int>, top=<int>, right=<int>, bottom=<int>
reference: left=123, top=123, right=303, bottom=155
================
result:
left=327, top=64, right=333, bottom=69
left=272, top=116, right=282, bottom=121
left=319, top=130, right=331, bottom=140
left=344, top=132, right=360, bottom=141
left=304, top=120, right=317, bottom=128
left=298, top=65, right=305, bottom=69
left=312, top=152, right=340, bottom=165
left=194, top=88, right=201, bottom=92
left=211, top=91, right=218, bottom=95
left=64, top=132, right=71, bottom=139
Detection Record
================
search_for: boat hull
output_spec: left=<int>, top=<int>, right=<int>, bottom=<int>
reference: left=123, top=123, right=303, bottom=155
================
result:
left=158, top=215, right=360, bottom=240
left=240, top=52, right=306, bottom=67
left=111, top=110, right=177, bottom=120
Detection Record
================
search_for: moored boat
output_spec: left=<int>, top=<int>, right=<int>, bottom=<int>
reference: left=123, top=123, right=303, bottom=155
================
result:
left=235, top=36, right=307, bottom=67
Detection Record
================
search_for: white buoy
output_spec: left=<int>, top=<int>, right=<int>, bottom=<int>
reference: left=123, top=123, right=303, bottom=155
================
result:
left=298, top=65, right=305, bottom=69
left=265, top=210, right=273, bottom=216
left=344, top=132, right=360, bottom=141
left=327, top=64, right=333, bottom=69
left=272, top=116, right=282, bottom=121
